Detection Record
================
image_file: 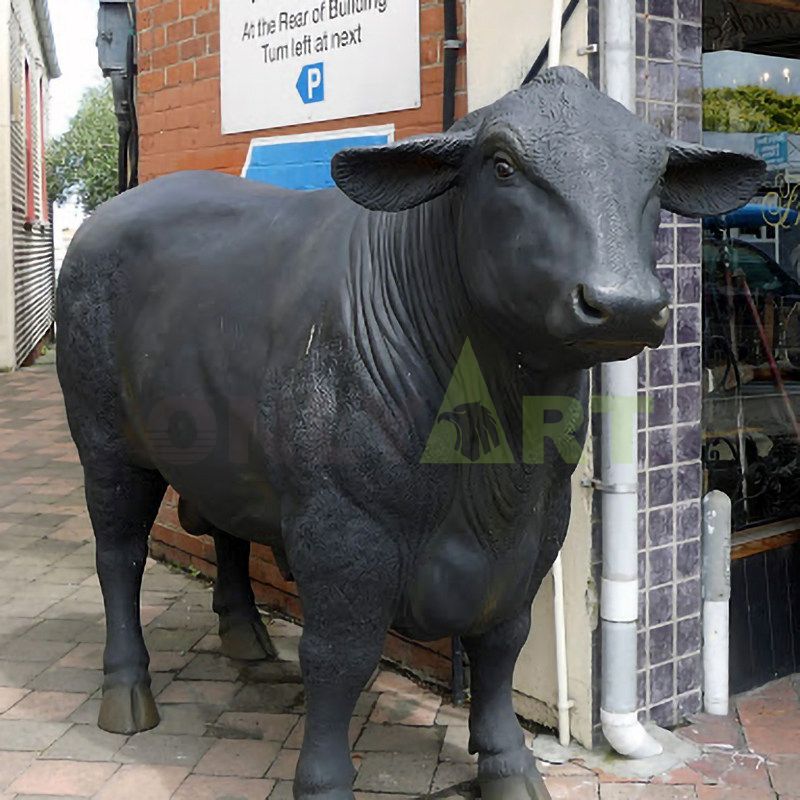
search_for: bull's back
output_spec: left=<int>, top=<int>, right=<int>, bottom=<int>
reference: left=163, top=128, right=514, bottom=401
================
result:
left=61, top=170, right=355, bottom=335
left=60, top=169, right=357, bottom=384
left=58, top=171, right=360, bottom=533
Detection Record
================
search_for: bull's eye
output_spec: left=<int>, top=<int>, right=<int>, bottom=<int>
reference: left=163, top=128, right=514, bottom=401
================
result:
left=494, top=155, right=516, bottom=180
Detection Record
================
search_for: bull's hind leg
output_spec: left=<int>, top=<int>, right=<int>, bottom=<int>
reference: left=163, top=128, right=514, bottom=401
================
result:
left=463, top=608, right=552, bottom=800
left=84, top=458, right=167, bottom=735
left=211, top=529, right=276, bottom=661
left=177, top=500, right=276, bottom=662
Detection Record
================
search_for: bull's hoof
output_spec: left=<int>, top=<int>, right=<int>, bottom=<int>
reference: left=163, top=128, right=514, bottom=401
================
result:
left=98, top=682, right=160, bottom=735
left=480, top=763, right=551, bottom=800
left=478, top=747, right=552, bottom=800
left=293, top=788, right=354, bottom=800
left=219, top=614, right=278, bottom=662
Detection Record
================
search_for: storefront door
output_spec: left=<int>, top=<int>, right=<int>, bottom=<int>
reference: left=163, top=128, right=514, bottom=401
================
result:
left=702, top=0, right=800, bottom=692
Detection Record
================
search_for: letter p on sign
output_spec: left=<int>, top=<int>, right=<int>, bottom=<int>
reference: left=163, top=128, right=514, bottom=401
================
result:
left=297, top=62, right=325, bottom=104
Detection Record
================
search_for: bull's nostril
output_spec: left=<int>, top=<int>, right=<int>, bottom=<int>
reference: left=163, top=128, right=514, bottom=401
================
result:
left=652, top=305, right=670, bottom=330
left=573, top=284, right=609, bottom=323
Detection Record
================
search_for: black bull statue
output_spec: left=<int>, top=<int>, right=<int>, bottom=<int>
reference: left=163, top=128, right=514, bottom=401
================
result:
left=57, top=68, right=763, bottom=800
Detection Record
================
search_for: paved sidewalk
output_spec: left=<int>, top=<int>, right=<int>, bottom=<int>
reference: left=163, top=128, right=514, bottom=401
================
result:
left=0, top=363, right=798, bottom=800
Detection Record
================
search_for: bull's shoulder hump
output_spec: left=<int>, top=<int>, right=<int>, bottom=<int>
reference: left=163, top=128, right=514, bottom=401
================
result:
left=70, top=171, right=354, bottom=257
left=125, top=170, right=346, bottom=215
left=137, top=170, right=294, bottom=206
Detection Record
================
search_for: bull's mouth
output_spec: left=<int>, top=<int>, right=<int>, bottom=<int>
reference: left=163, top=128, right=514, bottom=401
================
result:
left=568, top=339, right=652, bottom=349
left=562, top=338, right=656, bottom=366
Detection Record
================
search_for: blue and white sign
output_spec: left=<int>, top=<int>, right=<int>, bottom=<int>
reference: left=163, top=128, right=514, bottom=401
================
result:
left=241, top=125, right=394, bottom=191
left=220, top=0, right=420, bottom=134
left=755, top=133, right=789, bottom=167
left=296, top=63, right=325, bottom=104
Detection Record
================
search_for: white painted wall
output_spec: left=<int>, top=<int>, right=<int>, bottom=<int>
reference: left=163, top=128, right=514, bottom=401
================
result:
left=513, top=449, right=596, bottom=748
left=0, top=0, right=14, bottom=370
left=464, top=0, right=596, bottom=747
left=466, top=0, right=590, bottom=111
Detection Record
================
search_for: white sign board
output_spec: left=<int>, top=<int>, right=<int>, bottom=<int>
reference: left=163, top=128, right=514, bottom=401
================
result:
left=220, top=0, right=421, bottom=134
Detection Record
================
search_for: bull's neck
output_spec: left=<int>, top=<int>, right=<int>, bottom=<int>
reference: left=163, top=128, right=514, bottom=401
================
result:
left=344, top=193, right=587, bottom=547
left=346, top=192, right=582, bottom=445
left=347, top=193, right=482, bottom=405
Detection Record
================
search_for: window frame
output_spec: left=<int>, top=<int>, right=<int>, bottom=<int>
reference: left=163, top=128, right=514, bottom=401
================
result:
left=23, top=59, right=35, bottom=226
left=39, top=75, right=47, bottom=223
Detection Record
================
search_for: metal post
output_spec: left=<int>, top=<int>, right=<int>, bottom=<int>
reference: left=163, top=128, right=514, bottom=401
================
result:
left=451, top=635, right=465, bottom=706
left=702, top=491, right=732, bottom=716
left=97, top=1, right=138, bottom=193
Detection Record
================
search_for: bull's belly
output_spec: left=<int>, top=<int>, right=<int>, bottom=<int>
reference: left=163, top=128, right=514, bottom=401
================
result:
left=162, top=454, right=284, bottom=545
left=393, top=526, right=540, bottom=641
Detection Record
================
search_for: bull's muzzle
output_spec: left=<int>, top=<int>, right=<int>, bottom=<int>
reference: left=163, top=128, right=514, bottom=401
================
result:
left=570, top=283, right=670, bottom=349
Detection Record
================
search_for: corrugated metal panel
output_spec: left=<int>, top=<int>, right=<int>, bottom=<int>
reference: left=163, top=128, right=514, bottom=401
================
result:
left=9, top=9, right=55, bottom=367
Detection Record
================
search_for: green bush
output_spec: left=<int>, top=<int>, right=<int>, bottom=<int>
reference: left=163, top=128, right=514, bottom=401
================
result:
left=704, top=85, right=800, bottom=133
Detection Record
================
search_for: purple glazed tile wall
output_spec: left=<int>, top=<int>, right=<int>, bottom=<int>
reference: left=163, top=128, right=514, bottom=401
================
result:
left=634, top=0, right=704, bottom=728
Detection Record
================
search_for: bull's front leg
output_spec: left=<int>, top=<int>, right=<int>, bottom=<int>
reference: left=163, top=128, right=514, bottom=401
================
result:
left=463, top=608, right=552, bottom=800
left=290, top=514, right=399, bottom=800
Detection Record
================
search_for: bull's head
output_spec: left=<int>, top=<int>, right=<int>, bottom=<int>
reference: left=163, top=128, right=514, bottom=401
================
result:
left=332, top=66, right=765, bottom=370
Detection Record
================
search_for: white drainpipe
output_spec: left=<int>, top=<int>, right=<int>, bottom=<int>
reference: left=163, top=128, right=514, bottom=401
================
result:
left=598, top=0, right=663, bottom=759
left=548, top=0, right=573, bottom=750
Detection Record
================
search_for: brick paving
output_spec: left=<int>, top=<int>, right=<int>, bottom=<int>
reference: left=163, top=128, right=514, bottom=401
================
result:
left=0, top=362, right=798, bottom=799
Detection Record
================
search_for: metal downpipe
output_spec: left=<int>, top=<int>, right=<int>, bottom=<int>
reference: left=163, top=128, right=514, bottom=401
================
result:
left=599, top=0, right=662, bottom=759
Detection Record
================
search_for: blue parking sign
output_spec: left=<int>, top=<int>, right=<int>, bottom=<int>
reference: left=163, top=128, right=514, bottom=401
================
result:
left=296, top=63, right=325, bottom=105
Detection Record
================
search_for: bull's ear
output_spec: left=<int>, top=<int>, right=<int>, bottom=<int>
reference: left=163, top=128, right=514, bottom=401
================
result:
left=662, top=141, right=767, bottom=218
left=331, top=131, right=475, bottom=212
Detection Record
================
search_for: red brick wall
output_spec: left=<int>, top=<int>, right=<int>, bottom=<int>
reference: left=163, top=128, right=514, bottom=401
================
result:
left=138, top=0, right=467, bottom=683
left=136, top=0, right=467, bottom=180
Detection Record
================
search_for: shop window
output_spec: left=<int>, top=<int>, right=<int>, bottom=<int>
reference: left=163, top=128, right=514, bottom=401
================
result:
left=702, top=1, right=800, bottom=534
left=23, top=59, right=34, bottom=224
left=39, top=76, right=47, bottom=222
